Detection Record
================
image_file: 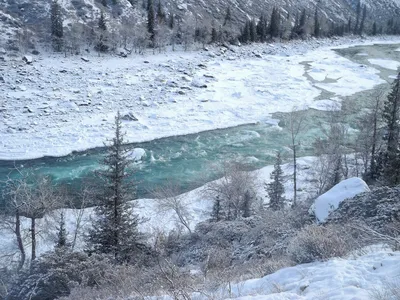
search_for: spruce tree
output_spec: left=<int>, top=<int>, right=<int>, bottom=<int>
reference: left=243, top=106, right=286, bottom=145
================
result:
left=87, top=112, right=142, bottom=263
left=269, top=7, right=280, bottom=38
left=147, top=0, right=155, bottom=42
left=157, top=0, right=166, bottom=24
left=224, top=7, right=232, bottom=26
left=381, top=73, right=400, bottom=185
left=354, top=0, right=361, bottom=34
left=241, top=190, right=252, bottom=218
left=211, top=195, right=222, bottom=221
left=56, top=211, right=68, bottom=249
left=249, top=19, right=257, bottom=42
left=211, top=26, right=218, bottom=43
left=358, top=5, right=367, bottom=35
left=95, top=11, right=108, bottom=52
left=314, top=7, right=320, bottom=37
left=372, top=22, right=377, bottom=35
left=257, top=14, right=267, bottom=42
left=51, top=0, right=63, bottom=52
left=266, top=152, right=285, bottom=210
left=168, top=14, right=175, bottom=29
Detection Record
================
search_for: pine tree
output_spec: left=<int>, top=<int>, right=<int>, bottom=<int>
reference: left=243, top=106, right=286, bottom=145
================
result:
left=95, top=11, right=108, bottom=53
left=241, top=190, right=252, bottom=218
left=147, top=0, right=155, bottom=42
left=98, top=11, right=107, bottom=31
left=249, top=19, right=257, bottom=42
left=87, top=112, right=142, bottom=263
left=358, top=5, right=367, bottom=35
left=372, top=21, right=377, bottom=35
left=168, top=14, right=175, bottom=29
left=224, top=7, right=232, bottom=26
left=211, top=195, right=222, bottom=221
left=314, top=7, right=320, bottom=37
left=257, top=14, right=267, bottom=42
left=269, top=7, right=280, bottom=38
left=354, top=0, right=361, bottom=34
left=56, top=211, right=68, bottom=249
left=211, top=26, right=218, bottom=43
left=51, top=0, right=63, bottom=52
left=102, top=0, right=107, bottom=7
left=156, top=0, right=166, bottom=24
left=381, top=73, right=400, bottom=185
left=266, top=152, right=285, bottom=211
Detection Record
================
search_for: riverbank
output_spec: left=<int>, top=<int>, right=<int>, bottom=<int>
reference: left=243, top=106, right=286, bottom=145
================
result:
left=1, top=35, right=399, bottom=161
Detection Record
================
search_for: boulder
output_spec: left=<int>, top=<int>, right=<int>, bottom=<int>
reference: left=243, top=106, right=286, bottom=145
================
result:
left=22, top=55, right=33, bottom=64
left=121, top=112, right=138, bottom=121
left=310, top=177, right=370, bottom=223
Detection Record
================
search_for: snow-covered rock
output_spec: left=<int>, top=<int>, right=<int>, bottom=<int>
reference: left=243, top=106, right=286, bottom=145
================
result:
left=310, top=177, right=370, bottom=223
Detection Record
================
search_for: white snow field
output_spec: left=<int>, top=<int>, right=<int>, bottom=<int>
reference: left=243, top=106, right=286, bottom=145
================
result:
left=0, top=36, right=399, bottom=160
left=310, top=177, right=371, bottom=223
left=205, top=246, right=400, bottom=300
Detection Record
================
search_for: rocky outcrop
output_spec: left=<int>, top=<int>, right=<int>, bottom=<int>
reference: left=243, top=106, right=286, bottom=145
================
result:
left=326, top=186, right=400, bottom=230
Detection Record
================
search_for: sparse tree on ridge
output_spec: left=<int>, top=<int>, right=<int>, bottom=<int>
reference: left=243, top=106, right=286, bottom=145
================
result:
left=87, top=112, right=142, bottom=263
left=358, top=5, right=367, bottom=35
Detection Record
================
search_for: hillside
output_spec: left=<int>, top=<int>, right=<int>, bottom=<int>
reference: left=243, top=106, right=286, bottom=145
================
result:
left=0, top=0, right=399, bottom=53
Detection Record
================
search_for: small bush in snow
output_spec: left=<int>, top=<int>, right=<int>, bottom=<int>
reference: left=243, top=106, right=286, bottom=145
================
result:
left=288, top=224, right=352, bottom=264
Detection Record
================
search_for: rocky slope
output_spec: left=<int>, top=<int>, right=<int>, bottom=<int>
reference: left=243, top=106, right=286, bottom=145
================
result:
left=0, top=0, right=399, bottom=48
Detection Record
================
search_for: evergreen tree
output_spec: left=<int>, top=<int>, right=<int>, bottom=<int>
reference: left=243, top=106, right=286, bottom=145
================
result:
left=56, top=211, right=68, bottom=249
left=314, top=7, right=320, bottom=37
left=347, top=18, right=352, bottom=34
left=102, top=0, right=107, bottom=7
left=147, top=0, right=155, bottom=42
left=372, top=21, right=377, bottom=35
left=358, top=5, right=367, bottom=35
left=156, top=0, right=166, bottom=24
left=224, top=7, right=232, bottom=26
left=168, top=14, right=175, bottom=29
left=257, top=14, right=267, bottom=42
left=87, top=112, right=142, bottom=263
left=381, top=73, right=400, bottom=185
left=354, top=0, right=361, bottom=34
left=98, top=11, right=107, bottom=31
left=241, top=190, right=252, bottom=218
left=51, top=0, right=63, bottom=52
left=211, top=26, right=218, bottom=43
left=249, top=19, right=257, bottom=42
left=95, top=11, right=108, bottom=52
left=269, top=7, right=280, bottom=38
left=211, top=195, right=222, bottom=221
left=266, top=152, right=285, bottom=210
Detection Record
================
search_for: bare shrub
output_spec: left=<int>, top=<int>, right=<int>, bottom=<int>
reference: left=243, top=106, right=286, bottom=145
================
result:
left=288, top=224, right=353, bottom=264
left=370, top=279, right=400, bottom=300
left=204, top=161, right=258, bottom=220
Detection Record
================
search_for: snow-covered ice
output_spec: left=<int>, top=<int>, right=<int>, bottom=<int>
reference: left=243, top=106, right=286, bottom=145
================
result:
left=368, top=58, right=400, bottom=70
left=310, top=177, right=370, bottom=223
left=1, top=37, right=399, bottom=160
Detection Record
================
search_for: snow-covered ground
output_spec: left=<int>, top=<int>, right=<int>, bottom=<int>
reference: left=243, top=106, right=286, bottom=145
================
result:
left=200, top=246, right=400, bottom=300
left=0, top=36, right=399, bottom=160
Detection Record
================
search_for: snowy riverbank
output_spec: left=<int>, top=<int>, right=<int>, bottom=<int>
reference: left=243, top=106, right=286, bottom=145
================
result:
left=1, top=36, right=399, bottom=160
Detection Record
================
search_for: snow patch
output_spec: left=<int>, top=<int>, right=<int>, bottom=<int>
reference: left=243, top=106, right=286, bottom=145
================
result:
left=368, top=58, right=400, bottom=70
left=310, top=177, right=370, bottom=223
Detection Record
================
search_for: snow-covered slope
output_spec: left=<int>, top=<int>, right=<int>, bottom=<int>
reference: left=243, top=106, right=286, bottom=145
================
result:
left=209, top=246, right=400, bottom=300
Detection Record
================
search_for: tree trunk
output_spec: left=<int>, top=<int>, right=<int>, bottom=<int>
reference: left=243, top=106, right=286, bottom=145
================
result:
left=293, top=145, right=297, bottom=207
left=15, top=210, right=25, bottom=270
left=31, top=218, right=36, bottom=261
